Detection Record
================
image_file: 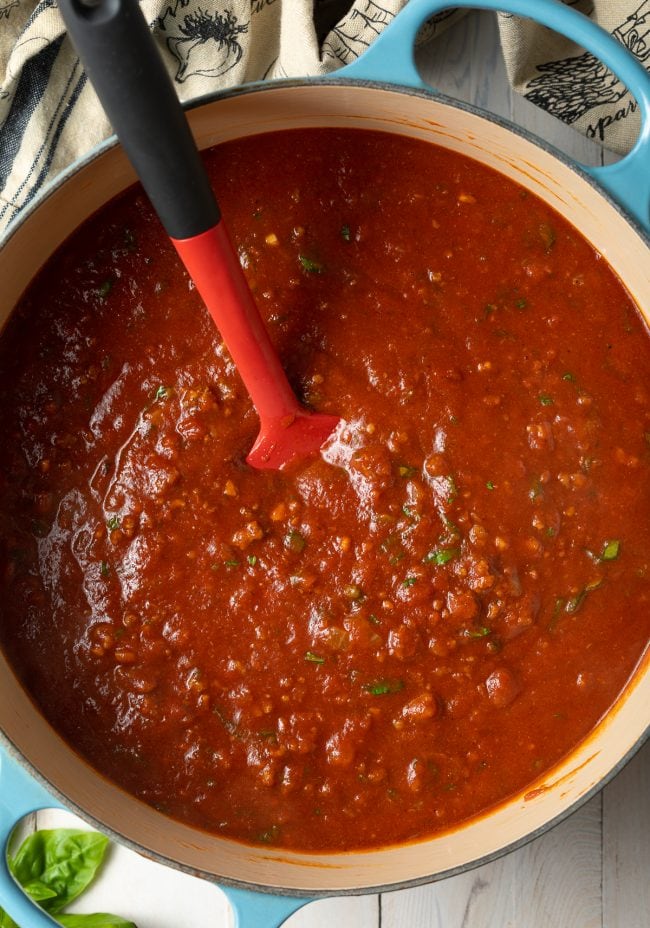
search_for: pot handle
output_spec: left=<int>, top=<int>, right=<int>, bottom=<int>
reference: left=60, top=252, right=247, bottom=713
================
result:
left=0, top=747, right=65, bottom=927
left=336, top=0, right=650, bottom=232
left=222, top=886, right=310, bottom=927
left=0, top=748, right=312, bottom=928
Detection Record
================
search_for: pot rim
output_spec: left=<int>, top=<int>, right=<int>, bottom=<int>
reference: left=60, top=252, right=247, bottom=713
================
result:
left=1, top=77, right=649, bottom=257
left=1, top=75, right=648, bottom=898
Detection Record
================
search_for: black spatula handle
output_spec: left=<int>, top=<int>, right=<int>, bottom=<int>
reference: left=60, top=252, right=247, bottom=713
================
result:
left=58, top=0, right=220, bottom=239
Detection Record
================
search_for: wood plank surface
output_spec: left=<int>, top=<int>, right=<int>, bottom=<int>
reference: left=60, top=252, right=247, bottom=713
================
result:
left=381, top=796, right=603, bottom=928
left=603, top=744, right=650, bottom=928
left=7, top=10, right=647, bottom=928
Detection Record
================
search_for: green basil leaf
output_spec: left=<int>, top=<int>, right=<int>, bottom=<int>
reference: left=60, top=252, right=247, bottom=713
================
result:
left=57, top=914, right=137, bottom=928
left=21, top=879, right=59, bottom=902
left=0, top=906, right=20, bottom=928
left=10, top=830, right=110, bottom=915
left=298, top=255, right=323, bottom=274
left=424, top=547, right=459, bottom=565
left=362, top=678, right=404, bottom=696
left=601, top=539, right=620, bottom=561
left=304, top=650, right=325, bottom=664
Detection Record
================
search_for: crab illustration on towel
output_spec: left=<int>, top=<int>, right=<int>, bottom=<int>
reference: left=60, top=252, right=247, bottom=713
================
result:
left=159, top=4, right=249, bottom=83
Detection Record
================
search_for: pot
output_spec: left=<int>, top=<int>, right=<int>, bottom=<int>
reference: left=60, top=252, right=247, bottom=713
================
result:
left=0, top=1, right=649, bottom=926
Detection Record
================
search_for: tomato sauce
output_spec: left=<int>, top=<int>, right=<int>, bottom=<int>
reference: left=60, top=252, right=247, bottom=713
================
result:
left=0, top=129, right=649, bottom=851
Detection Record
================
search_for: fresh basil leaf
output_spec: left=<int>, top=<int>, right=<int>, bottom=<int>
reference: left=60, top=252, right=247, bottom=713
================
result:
left=0, top=906, right=20, bottom=928
left=10, top=830, right=109, bottom=915
left=58, top=914, right=137, bottom=927
left=20, top=878, right=59, bottom=902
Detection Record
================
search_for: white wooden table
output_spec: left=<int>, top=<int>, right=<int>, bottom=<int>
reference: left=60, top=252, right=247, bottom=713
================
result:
left=22, top=11, right=649, bottom=928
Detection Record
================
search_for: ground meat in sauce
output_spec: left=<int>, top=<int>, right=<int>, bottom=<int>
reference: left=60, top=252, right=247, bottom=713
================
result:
left=0, top=129, right=649, bottom=852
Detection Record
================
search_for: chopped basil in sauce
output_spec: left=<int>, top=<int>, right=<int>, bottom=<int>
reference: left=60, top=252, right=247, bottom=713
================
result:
left=424, top=547, right=459, bottom=565
left=363, top=679, right=405, bottom=696
left=305, top=651, right=326, bottom=664
left=298, top=255, right=323, bottom=273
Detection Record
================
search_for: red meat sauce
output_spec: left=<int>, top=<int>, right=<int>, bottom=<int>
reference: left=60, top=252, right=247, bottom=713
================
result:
left=1, top=129, right=649, bottom=852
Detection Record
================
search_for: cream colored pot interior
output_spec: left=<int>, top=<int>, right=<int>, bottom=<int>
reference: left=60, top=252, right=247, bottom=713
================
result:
left=1, top=84, right=649, bottom=894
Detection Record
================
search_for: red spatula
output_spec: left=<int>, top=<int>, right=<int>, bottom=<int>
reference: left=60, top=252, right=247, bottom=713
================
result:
left=58, top=0, right=339, bottom=470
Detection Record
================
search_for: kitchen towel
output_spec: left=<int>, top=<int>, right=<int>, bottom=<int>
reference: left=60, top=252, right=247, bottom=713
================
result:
left=0, top=0, right=648, bottom=233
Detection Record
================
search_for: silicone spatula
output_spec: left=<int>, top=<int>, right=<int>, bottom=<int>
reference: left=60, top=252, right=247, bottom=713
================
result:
left=58, top=0, right=340, bottom=470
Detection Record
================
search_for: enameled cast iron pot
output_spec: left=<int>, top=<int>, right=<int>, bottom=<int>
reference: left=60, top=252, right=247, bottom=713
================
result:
left=1, top=1, right=649, bottom=925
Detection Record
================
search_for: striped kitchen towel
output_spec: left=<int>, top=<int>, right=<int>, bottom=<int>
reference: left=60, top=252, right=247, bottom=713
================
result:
left=0, top=0, right=648, bottom=235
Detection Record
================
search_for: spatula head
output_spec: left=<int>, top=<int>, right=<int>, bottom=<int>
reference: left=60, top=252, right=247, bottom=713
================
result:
left=246, top=411, right=340, bottom=471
